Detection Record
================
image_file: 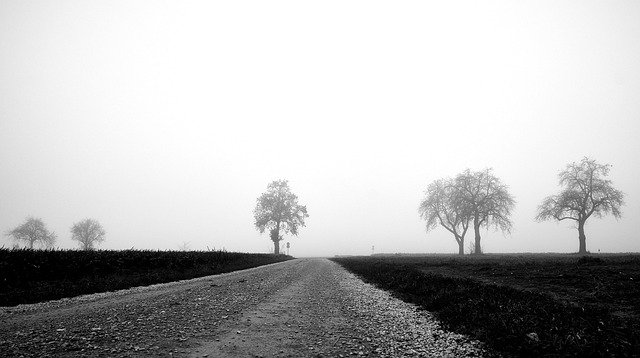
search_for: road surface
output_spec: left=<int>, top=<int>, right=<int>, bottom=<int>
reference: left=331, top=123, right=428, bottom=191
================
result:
left=0, top=258, right=494, bottom=357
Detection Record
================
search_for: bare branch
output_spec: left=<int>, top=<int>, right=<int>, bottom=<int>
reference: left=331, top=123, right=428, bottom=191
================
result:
left=419, top=178, right=473, bottom=254
left=536, top=157, right=625, bottom=253
left=71, top=219, right=106, bottom=250
left=6, top=217, right=57, bottom=249
left=454, top=168, right=515, bottom=233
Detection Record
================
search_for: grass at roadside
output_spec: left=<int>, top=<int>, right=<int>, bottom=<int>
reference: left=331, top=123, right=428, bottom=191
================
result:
left=0, top=248, right=292, bottom=306
left=332, top=254, right=640, bottom=357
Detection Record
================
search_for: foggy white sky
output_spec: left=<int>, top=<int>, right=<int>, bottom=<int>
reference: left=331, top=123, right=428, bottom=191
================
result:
left=1, top=1, right=639, bottom=256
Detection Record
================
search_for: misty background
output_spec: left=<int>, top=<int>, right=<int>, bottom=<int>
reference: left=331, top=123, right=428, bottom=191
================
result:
left=1, top=1, right=639, bottom=256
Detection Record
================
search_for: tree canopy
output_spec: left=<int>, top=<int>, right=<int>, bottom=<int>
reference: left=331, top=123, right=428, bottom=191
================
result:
left=254, top=180, right=308, bottom=254
left=419, top=178, right=471, bottom=255
left=536, top=157, right=624, bottom=253
left=453, top=169, right=515, bottom=254
left=71, top=218, right=106, bottom=250
left=6, top=217, right=57, bottom=249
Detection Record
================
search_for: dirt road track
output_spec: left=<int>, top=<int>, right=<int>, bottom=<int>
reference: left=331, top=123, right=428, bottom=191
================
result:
left=0, top=259, right=494, bottom=357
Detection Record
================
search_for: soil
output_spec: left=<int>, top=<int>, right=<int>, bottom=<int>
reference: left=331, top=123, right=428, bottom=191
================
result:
left=336, top=254, right=640, bottom=357
left=409, top=254, right=640, bottom=318
left=0, top=258, right=494, bottom=357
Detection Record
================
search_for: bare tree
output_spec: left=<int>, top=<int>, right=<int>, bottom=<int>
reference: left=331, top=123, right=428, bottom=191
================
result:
left=536, top=157, right=624, bottom=254
left=453, top=169, right=515, bottom=254
left=71, top=219, right=106, bottom=250
left=254, top=180, right=308, bottom=255
left=6, top=217, right=57, bottom=249
left=419, top=178, right=471, bottom=255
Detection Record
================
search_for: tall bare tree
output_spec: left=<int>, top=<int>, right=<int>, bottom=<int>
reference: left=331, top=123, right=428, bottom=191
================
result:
left=71, top=219, right=106, bottom=250
left=453, top=169, right=515, bottom=254
left=536, top=157, right=624, bottom=254
left=419, top=178, right=471, bottom=255
left=6, top=217, right=57, bottom=249
left=254, top=180, right=308, bottom=254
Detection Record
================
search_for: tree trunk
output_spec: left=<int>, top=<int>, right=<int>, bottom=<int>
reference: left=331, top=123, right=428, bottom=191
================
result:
left=457, top=236, right=464, bottom=255
left=270, top=225, right=281, bottom=254
left=578, top=220, right=587, bottom=254
left=473, top=218, right=482, bottom=255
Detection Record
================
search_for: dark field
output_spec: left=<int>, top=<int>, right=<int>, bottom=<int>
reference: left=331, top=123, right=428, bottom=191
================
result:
left=332, top=254, right=640, bottom=357
left=0, top=249, right=292, bottom=306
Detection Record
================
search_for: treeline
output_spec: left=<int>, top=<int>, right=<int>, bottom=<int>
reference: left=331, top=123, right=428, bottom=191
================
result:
left=419, top=157, right=625, bottom=255
left=0, top=249, right=292, bottom=306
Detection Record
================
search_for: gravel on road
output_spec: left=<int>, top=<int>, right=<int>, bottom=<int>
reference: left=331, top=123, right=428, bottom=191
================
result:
left=0, top=258, right=497, bottom=357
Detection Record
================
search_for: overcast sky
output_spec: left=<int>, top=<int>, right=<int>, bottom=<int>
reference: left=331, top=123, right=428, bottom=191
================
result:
left=1, top=1, right=639, bottom=256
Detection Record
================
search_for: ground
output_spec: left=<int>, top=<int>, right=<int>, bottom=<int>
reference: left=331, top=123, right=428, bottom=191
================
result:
left=0, top=258, right=494, bottom=357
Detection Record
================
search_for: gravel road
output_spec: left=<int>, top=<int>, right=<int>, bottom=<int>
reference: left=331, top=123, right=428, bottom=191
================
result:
left=0, top=258, right=496, bottom=357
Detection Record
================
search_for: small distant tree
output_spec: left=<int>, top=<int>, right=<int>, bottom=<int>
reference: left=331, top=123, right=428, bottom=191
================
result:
left=536, top=157, right=624, bottom=254
left=419, top=178, right=471, bottom=255
left=453, top=169, right=515, bottom=254
left=6, top=217, right=57, bottom=249
left=71, top=219, right=106, bottom=250
left=254, top=180, right=308, bottom=255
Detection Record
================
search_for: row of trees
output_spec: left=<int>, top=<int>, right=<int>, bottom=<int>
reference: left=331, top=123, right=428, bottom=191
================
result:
left=10, top=158, right=619, bottom=255
left=419, top=157, right=625, bottom=255
left=7, top=179, right=309, bottom=255
left=6, top=218, right=106, bottom=250
left=251, top=158, right=624, bottom=256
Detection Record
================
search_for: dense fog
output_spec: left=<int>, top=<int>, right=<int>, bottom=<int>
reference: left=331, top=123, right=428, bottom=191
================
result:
left=1, top=1, right=639, bottom=256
